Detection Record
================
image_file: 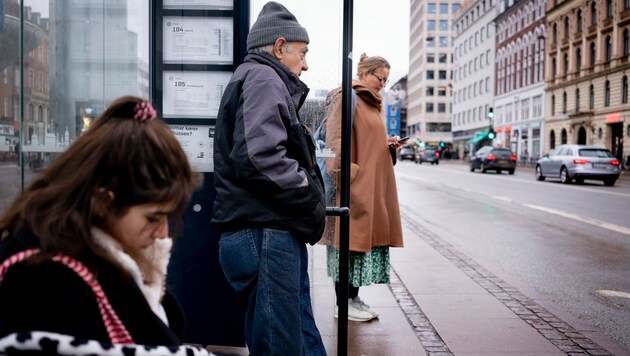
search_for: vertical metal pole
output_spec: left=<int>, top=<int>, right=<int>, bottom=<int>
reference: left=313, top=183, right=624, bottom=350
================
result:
left=337, top=1, right=353, bottom=355
left=19, top=1, right=24, bottom=190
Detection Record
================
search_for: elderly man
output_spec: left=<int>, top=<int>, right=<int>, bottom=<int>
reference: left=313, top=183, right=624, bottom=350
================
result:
left=212, top=2, right=327, bottom=355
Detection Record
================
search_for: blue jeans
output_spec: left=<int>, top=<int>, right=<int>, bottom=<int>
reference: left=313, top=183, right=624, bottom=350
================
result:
left=219, top=228, right=326, bottom=356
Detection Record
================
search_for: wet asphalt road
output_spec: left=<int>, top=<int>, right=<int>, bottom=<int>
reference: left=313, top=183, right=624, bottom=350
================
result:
left=394, top=159, right=630, bottom=352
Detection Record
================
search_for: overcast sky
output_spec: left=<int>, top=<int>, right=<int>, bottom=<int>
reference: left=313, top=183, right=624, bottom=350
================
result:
left=25, top=0, right=410, bottom=91
left=251, top=1, right=410, bottom=91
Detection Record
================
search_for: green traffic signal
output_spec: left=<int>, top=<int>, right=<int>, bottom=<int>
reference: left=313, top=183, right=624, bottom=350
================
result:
left=488, top=130, right=496, bottom=139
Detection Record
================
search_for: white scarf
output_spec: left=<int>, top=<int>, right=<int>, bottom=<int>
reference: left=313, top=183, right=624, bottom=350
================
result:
left=91, top=228, right=171, bottom=325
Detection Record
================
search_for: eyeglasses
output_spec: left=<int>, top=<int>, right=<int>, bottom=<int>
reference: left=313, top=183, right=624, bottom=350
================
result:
left=371, top=73, right=389, bottom=85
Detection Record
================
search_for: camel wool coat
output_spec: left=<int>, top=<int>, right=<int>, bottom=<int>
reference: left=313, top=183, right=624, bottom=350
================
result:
left=323, top=80, right=404, bottom=253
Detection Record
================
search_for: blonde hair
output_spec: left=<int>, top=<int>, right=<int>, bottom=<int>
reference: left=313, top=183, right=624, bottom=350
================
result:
left=356, top=53, right=390, bottom=78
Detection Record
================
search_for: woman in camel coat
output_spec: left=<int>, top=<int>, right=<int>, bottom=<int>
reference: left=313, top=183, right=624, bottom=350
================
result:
left=323, top=54, right=404, bottom=321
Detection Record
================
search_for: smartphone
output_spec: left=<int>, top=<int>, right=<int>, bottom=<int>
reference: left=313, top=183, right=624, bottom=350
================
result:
left=396, top=136, right=409, bottom=143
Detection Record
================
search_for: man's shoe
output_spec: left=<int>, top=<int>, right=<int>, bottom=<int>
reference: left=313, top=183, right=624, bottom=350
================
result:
left=351, top=297, right=379, bottom=318
left=334, top=302, right=374, bottom=322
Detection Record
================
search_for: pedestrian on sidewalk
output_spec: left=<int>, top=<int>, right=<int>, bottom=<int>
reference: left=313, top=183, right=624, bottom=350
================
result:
left=0, top=96, right=203, bottom=349
left=320, top=53, right=405, bottom=322
left=212, top=2, right=327, bottom=355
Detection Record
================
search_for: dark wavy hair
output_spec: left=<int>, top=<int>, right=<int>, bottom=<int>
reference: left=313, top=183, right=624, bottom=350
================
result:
left=0, top=96, right=202, bottom=274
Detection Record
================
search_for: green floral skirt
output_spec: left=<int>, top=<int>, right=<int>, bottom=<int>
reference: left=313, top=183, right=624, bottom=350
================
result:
left=326, top=246, right=390, bottom=287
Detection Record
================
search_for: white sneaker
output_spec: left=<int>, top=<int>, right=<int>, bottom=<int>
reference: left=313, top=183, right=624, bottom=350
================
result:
left=351, top=297, right=379, bottom=318
left=334, top=301, right=374, bottom=322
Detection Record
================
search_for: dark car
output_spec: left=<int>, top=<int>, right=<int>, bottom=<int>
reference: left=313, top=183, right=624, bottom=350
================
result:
left=415, top=148, right=440, bottom=165
left=469, top=146, right=516, bottom=174
left=535, top=144, right=621, bottom=186
left=398, top=146, right=416, bottom=161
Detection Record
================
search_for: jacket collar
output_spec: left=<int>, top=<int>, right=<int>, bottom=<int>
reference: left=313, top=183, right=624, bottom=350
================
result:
left=352, top=80, right=383, bottom=111
left=245, top=53, right=310, bottom=111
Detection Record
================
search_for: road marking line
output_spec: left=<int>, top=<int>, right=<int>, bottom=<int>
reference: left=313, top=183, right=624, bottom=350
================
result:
left=523, top=203, right=630, bottom=236
left=492, top=196, right=514, bottom=203
left=596, top=290, right=630, bottom=299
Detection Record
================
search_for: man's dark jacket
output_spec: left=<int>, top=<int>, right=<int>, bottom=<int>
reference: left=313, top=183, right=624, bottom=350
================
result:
left=212, top=53, right=326, bottom=244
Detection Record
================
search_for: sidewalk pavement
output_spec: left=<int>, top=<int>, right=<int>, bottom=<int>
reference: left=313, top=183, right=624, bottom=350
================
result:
left=308, top=212, right=630, bottom=356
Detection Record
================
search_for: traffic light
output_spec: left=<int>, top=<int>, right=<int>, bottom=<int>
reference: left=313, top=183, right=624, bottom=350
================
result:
left=488, top=128, right=496, bottom=140
left=488, top=107, right=494, bottom=119
left=439, top=141, right=445, bottom=147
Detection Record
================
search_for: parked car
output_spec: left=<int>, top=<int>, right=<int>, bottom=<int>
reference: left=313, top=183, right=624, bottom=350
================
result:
left=469, top=146, right=516, bottom=174
left=535, top=144, right=620, bottom=186
left=398, top=146, right=416, bottom=161
left=415, top=148, right=440, bottom=165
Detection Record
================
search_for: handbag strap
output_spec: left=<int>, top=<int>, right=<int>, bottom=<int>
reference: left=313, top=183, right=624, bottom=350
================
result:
left=0, top=248, right=135, bottom=344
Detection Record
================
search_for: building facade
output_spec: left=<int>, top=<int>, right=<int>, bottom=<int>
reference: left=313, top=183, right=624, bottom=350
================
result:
left=494, top=0, right=547, bottom=161
left=452, top=0, right=498, bottom=158
left=545, top=0, right=630, bottom=165
left=408, top=0, right=461, bottom=149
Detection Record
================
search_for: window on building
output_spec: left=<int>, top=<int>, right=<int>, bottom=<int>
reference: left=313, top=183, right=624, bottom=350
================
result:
left=564, top=53, right=569, bottom=75
left=521, top=98, right=529, bottom=119
left=606, top=36, right=612, bottom=62
left=427, top=70, right=435, bottom=79
left=626, top=0, right=630, bottom=10
left=623, top=76, right=629, bottom=104
left=439, top=37, right=448, bottom=47
left=577, top=10, right=583, bottom=32
left=551, top=95, right=555, bottom=115
left=438, top=103, right=446, bottom=112
left=552, top=23, right=557, bottom=43
left=562, top=91, right=567, bottom=113
left=624, top=29, right=630, bottom=57
left=438, top=53, right=447, bottom=63
left=575, top=89, right=580, bottom=112
left=552, top=58, right=557, bottom=78
left=427, top=53, right=435, bottom=62
left=427, top=103, right=435, bottom=113
left=439, top=70, right=447, bottom=79
left=589, top=84, right=595, bottom=109
left=440, top=20, right=448, bottom=30
left=550, top=130, right=556, bottom=149
left=428, top=3, right=436, bottom=13
left=561, top=129, right=568, bottom=144
left=428, top=37, right=435, bottom=47
left=605, top=80, right=610, bottom=106
left=590, top=42, right=596, bottom=66
left=591, top=2, right=597, bottom=26
left=427, top=87, right=435, bottom=96
left=533, top=95, right=542, bottom=117
left=428, top=20, right=436, bottom=30
left=576, top=48, right=582, bottom=72
left=607, top=0, right=613, bottom=17
left=564, top=17, right=569, bottom=39
left=452, top=3, right=461, bottom=12
left=440, top=3, right=449, bottom=13
left=438, top=87, right=447, bottom=96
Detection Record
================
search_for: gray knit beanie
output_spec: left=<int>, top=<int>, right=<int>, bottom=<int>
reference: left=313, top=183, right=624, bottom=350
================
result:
left=247, top=1, right=310, bottom=51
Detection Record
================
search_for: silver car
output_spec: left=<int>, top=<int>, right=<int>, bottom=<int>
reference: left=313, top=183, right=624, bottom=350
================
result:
left=535, top=144, right=621, bottom=186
